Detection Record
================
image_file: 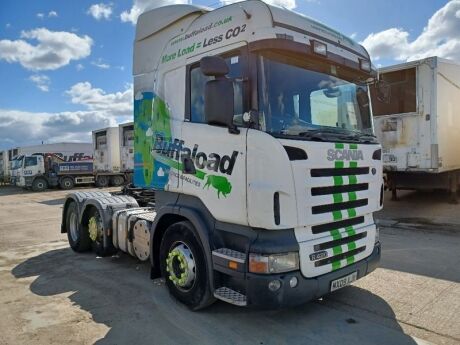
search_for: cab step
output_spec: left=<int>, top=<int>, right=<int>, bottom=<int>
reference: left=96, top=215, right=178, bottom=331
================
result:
left=214, top=287, right=247, bottom=307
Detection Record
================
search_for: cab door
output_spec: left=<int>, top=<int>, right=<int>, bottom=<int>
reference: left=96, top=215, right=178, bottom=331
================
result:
left=180, top=47, right=249, bottom=226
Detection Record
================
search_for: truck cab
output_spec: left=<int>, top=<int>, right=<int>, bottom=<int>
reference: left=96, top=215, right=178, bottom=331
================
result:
left=61, top=1, right=383, bottom=309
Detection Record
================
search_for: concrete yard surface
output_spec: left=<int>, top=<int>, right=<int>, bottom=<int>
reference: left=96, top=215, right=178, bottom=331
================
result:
left=0, top=186, right=459, bottom=345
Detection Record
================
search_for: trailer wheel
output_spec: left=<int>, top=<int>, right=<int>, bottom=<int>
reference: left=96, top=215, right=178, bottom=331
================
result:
left=95, top=175, right=109, bottom=188
left=66, top=202, right=91, bottom=252
left=110, top=175, right=125, bottom=187
left=32, top=178, right=48, bottom=192
left=60, top=177, right=75, bottom=190
left=160, top=221, right=214, bottom=310
left=87, top=207, right=116, bottom=257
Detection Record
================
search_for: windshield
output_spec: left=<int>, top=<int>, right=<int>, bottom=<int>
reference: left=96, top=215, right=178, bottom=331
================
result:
left=11, top=156, right=23, bottom=170
left=257, top=53, right=374, bottom=142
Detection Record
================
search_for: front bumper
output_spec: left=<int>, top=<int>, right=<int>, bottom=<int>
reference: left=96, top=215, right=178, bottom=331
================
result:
left=244, top=242, right=381, bottom=308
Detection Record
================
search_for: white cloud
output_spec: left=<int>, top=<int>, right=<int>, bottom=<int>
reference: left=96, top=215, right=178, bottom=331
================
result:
left=121, top=0, right=188, bottom=25
left=66, top=82, right=133, bottom=116
left=29, top=74, right=51, bottom=92
left=0, top=109, right=117, bottom=148
left=48, top=11, right=58, bottom=17
left=37, top=13, right=45, bottom=19
left=362, top=0, right=460, bottom=62
left=76, top=63, right=84, bottom=71
left=87, top=3, right=113, bottom=20
left=0, top=83, right=133, bottom=148
left=91, top=59, right=110, bottom=69
left=221, top=0, right=296, bottom=10
left=0, top=28, right=92, bottom=71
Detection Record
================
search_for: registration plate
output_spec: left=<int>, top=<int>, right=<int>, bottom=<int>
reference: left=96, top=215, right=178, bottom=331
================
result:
left=330, top=271, right=358, bottom=292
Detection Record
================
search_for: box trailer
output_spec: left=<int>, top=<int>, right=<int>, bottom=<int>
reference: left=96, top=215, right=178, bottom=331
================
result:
left=372, top=57, right=460, bottom=202
left=119, top=122, right=135, bottom=173
left=59, top=1, right=383, bottom=309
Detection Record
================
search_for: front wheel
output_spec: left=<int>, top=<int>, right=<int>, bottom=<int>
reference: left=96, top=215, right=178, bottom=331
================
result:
left=32, top=178, right=48, bottom=192
left=159, top=221, right=214, bottom=310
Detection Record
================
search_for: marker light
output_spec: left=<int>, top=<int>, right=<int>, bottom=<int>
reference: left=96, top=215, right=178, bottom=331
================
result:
left=360, top=59, right=371, bottom=72
left=311, top=40, right=327, bottom=56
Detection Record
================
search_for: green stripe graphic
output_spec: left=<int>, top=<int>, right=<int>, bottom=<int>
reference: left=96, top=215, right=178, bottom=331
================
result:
left=349, top=161, right=358, bottom=168
left=335, top=143, right=344, bottom=149
left=333, top=176, right=343, bottom=186
left=348, top=175, right=357, bottom=184
left=335, top=161, right=344, bottom=168
left=332, top=210, right=342, bottom=220
left=349, top=143, right=358, bottom=149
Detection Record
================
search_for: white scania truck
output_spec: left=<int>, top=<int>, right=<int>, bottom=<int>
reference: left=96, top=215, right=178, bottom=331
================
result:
left=61, top=1, right=383, bottom=309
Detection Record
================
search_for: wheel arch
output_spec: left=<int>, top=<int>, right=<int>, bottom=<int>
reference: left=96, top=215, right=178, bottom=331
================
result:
left=150, top=207, right=214, bottom=290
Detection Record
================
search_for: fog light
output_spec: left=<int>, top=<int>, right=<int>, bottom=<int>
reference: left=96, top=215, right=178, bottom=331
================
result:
left=289, top=276, right=298, bottom=288
left=268, top=279, right=281, bottom=292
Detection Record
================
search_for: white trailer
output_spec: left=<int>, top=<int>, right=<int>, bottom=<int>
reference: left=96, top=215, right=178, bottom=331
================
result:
left=92, top=127, right=127, bottom=187
left=60, top=1, right=383, bottom=309
left=0, top=151, right=7, bottom=183
left=119, top=122, right=135, bottom=173
left=372, top=57, right=460, bottom=202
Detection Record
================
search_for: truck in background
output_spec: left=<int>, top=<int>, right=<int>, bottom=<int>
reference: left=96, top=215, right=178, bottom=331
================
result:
left=371, top=57, right=460, bottom=202
left=0, top=151, right=7, bottom=183
left=60, top=2, right=383, bottom=310
left=2, top=143, right=92, bottom=185
left=16, top=125, right=134, bottom=191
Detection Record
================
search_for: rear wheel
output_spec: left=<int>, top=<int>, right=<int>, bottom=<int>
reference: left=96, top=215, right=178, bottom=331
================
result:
left=87, top=207, right=116, bottom=257
left=32, top=178, right=48, bottom=192
left=60, top=177, right=75, bottom=190
left=66, top=202, right=91, bottom=252
left=110, top=175, right=125, bottom=186
left=159, top=221, right=214, bottom=310
left=95, top=175, right=109, bottom=188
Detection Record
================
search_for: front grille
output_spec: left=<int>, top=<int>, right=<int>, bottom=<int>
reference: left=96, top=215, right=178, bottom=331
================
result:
left=314, top=246, right=366, bottom=267
left=312, top=199, right=368, bottom=214
left=311, top=167, right=369, bottom=177
left=311, top=216, right=365, bottom=234
left=314, top=232, right=367, bottom=251
left=311, top=183, right=368, bottom=196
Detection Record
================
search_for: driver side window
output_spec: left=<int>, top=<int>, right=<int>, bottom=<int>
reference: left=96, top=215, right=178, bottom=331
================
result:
left=24, top=156, right=38, bottom=167
left=189, top=53, right=246, bottom=125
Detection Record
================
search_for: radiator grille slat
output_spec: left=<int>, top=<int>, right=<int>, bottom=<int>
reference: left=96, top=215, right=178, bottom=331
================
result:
left=314, top=246, right=366, bottom=267
left=311, top=167, right=369, bottom=177
left=311, top=183, right=368, bottom=196
left=312, top=199, right=368, bottom=214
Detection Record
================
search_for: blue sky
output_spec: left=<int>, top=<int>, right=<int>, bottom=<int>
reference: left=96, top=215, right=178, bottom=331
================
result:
left=0, top=0, right=456, bottom=149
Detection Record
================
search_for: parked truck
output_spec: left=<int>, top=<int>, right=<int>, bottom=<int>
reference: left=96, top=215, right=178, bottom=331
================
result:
left=16, top=127, right=135, bottom=191
left=5, top=143, right=92, bottom=185
left=372, top=57, right=460, bottom=202
left=60, top=1, right=383, bottom=309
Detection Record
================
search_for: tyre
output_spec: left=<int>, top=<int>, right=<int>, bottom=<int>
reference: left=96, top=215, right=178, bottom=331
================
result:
left=159, top=221, right=214, bottom=310
left=66, top=202, right=91, bottom=252
left=87, top=207, right=116, bottom=257
left=60, top=177, right=75, bottom=190
left=95, top=175, right=109, bottom=188
left=110, top=175, right=125, bottom=187
left=32, top=178, right=48, bottom=192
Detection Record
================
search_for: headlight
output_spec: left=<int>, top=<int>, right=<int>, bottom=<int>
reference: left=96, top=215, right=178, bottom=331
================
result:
left=249, top=252, right=299, bottom=274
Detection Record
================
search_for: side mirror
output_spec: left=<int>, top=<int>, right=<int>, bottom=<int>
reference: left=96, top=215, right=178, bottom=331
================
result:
left=375, top=79, right=391, bottom=103
left=201, top=56, right=238, bottom=134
